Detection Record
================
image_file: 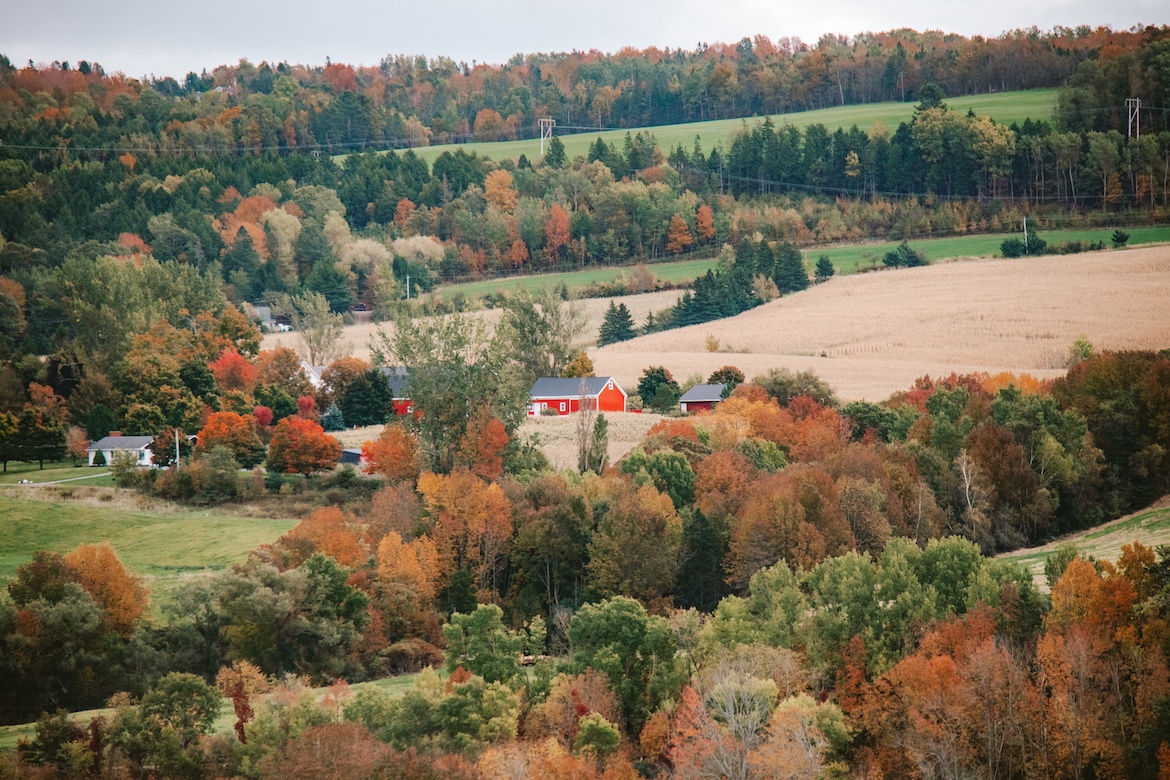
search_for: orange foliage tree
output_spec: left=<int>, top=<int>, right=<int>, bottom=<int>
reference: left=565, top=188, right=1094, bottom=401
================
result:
left=666, top=214, right=693, bottom=254
left=63, top=543, right=149, bottom=637
left=209, top=347, right=259, bottom=393
left=266, top=416, right=342, bottom=474
left=362, top=424, right=421, bottom=482
left=455, top=407, right=509, bottom=480
left=417, top=469, right=513, bottom=596
left=695, top=204, right=716, bottom=242
left=544, top=204, right=570, bottom=264
left=196, top=411, right=266, bottom=467
left=283, top=506, right=366, bottom=567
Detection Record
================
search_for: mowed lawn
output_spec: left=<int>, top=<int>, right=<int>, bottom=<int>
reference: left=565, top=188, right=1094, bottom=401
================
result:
left=0, top=492, right=297, bottom=586
left=0, top=461, right=114, bottom=486
left=435, top=225, right=1170, bottom=299
left=371, top=89, right=1057, bottom=166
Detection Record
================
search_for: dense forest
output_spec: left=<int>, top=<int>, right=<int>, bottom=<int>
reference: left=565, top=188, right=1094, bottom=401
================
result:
left=2, top=339, right=1170, bottom=777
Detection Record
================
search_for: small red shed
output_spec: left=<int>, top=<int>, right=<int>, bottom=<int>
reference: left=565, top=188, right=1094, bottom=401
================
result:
left=679, top=383, right=727, bottom=413
left=528, top=377, right=627, bottom=416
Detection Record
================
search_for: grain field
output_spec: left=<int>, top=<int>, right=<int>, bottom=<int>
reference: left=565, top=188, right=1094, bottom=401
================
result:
left=592, top=246, right=1170, bottom=402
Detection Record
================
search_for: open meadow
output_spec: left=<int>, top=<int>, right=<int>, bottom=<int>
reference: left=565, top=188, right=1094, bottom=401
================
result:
left=592, top=245, right=1170, bottom=402
left=0, top=488, right=298, bottom=614
left=367, top=89, right=1058, bottom=166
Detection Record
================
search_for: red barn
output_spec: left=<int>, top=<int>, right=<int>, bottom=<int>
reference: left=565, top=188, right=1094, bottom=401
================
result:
left=679, top=383, right=727, bottom=413
left=380, top=366, right=414, bottom=416
left=528, top=377, right=627, bottom=416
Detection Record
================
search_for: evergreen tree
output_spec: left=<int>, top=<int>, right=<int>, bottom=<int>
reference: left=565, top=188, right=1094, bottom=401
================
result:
left=543, top=136, right=567, bottom=169
left=675, top=512, right=727, bottom=611
left=597, top=302, right=636, bottom=346
left=221, top=228, right=260, bottom=283
left=305, top=258, right=354, bottom=313
left=294, top=220, right=335, bottom=282
left=815, top=255, right=836, bottom=283
left=85, top=404, right=117, bottom=441
left=338, top=369, right=392, bottom=428
left=773, top=241, right=809, bottom=293
left=321, top=403, right=346, bottom=432
left=883, top=240, right=928, bottom=268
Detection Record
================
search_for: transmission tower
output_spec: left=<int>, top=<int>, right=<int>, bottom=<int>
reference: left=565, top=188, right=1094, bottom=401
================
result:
left=539, top=118, right=556, bottom=155
left=1126, top=98, right=1141, bottom=140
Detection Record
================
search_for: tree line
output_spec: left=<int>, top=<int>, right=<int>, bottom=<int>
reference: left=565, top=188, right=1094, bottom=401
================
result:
left=3, top=26, right=1167, bottom=155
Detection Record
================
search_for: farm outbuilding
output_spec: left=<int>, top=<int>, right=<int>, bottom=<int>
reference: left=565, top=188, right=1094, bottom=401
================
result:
left=379, top=365, right=413, bottom=415
left=679, top=383, right=727, bottom=413
left=528, top=377, right=626, bottom=416
left=339, top=448, right=364, bottom=466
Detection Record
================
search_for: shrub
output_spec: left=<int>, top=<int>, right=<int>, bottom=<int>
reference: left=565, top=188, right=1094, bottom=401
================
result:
left=1111, top=229, right=1130, bottom=248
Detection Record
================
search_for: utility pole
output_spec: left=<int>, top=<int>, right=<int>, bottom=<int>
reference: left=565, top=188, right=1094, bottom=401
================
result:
left=405, top=274, right=410, bottom=300
left=1023, top=217, right=1028, bottom=252
left=1126, top=98, right=1141, bottom=140
left=175, top=428, right=180, bottom=467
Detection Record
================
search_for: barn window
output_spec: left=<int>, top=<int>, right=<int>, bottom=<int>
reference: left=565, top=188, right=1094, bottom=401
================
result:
left=560, top=402, right=566, bottom=412
left=608, top=380, right=613, bottom=389
left=542, top=402, right=547, bottom=410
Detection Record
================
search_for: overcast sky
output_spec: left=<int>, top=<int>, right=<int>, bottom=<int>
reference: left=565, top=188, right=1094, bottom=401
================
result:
left=3, top=0, right=1166, bottom=80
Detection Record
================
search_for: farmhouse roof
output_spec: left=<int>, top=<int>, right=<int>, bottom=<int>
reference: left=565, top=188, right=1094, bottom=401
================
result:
left=86, top=435, right=154, bottom=451
left=530, top=377, right=621, bottom=398
left=680, top=384, right=727, bottom=403
left=378, top=365, right=411, bottom=398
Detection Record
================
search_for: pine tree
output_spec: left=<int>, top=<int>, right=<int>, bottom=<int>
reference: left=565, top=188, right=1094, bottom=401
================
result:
left=814, top=255, right=836, bottom=283
left=597, top=302, right=636, bottom=346
left=221, top=227, right=260, bottom=282
left=306, top=258, right=354, bottom=313
left=773, top=241, right=809, bottom=294
left=544, top=136, right=566, bottom=169
left=321, top=403, right=346, bottom=432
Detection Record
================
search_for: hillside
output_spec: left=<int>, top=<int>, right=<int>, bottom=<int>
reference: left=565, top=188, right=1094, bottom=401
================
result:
left=1000, top=497, right=1170, bottom=590
left=592, top=245, right=1170, bottom=401
left=381, top=89, right=1058, bottom=165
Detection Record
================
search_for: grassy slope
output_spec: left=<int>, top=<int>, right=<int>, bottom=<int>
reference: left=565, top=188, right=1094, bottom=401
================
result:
left=375, top=90, right=1057, bottom=166
left=999, top=500, right=1170, bottom=590
left=434, top=225, right=1170, bottom=299
left=0, top=492, right=297, bottom=587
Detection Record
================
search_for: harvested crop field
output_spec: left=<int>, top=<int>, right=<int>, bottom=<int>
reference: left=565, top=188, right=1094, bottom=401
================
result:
left=515, top=411, right=666, bottom=471
left=592, top=246, right=1170, bottom=402
left=328, top=413, right=664, bottom=471
left=261, top=290, right=683, bottom=361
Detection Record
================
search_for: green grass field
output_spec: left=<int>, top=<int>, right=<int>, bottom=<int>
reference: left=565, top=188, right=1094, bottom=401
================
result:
left=0, top=461, right=114, bottom=486
left=0, top=492, right=297, bottom=591
left=434, top=225, right=1170, bottom=300
left=367, top=89, right=1057, bottom=166
left=1000, top=503, right=1170, bottom=589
